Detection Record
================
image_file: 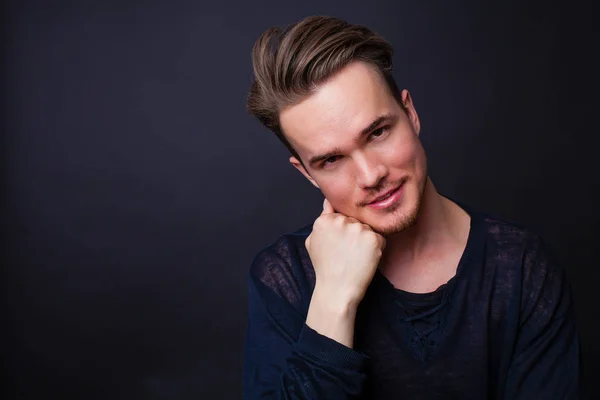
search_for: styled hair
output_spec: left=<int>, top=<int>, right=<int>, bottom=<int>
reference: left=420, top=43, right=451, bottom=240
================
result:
left=246, top=16, right=401, bottom=165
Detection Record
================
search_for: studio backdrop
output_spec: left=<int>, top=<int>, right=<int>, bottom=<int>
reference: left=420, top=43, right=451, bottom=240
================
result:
left=3, top=0, right=598, bottom=398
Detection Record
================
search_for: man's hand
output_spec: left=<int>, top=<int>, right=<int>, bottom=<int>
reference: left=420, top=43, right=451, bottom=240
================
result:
left=306, top=198, right=386, bottom=307
left=305, top=198, right=386, bottom=348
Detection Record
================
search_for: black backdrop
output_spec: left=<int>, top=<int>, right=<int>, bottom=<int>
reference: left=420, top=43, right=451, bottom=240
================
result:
left=3, top=0, right=599, bottom=398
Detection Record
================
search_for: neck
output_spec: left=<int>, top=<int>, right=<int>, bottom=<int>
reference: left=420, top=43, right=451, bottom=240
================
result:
left=379, top=177, right=468, bottom=272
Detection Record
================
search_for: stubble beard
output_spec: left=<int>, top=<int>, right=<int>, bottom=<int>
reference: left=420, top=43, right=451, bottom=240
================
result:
left=372, top=197, right=421, bottom=236
left=370, top=176, right=427, bottom=236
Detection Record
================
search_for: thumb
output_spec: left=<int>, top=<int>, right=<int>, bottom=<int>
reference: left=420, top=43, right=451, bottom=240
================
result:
left=321, top=198, right=335, bottom=215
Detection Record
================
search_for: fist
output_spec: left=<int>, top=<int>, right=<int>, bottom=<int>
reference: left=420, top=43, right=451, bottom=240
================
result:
left=305, top=198, right=386, bottom=306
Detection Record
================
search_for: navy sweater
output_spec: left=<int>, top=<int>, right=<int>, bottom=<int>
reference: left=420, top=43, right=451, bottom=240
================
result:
left=242, top=201, right=580, bottom=399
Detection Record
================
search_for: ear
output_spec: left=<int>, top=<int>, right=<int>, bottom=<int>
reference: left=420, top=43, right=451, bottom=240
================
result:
left=401, top=89, right=421, bottom=135
left=289, top=156, right=320, bottom=189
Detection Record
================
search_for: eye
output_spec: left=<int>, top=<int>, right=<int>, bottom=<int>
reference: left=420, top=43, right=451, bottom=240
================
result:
left=322, top=155, right=342, bottom=167
left=369, top=126, right=388, bottom=139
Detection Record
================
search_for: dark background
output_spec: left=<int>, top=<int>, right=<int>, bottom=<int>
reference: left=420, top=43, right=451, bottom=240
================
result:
left=3, top=0, right=598, bottom=398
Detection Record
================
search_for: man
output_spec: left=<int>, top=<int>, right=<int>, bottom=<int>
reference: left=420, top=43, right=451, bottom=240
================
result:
left=242, top=16, right=580, bottom=399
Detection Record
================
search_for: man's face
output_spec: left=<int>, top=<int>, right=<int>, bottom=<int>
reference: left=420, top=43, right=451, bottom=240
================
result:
left=280, top=61, right=428, bottom=236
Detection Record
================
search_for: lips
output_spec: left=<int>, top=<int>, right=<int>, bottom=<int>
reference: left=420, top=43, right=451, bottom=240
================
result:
left=368, top=182, right=404, bottom=204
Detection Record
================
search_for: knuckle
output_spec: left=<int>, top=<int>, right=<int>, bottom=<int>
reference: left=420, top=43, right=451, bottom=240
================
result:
left=347, top=220, right=362, bottom=230
left=333, top=215, right=346, bottom=225
left=347, top=217, right=361, bottom=225
left=364, top=231, right=379, bottom=244
left=314, top=216, right=327, bottom=227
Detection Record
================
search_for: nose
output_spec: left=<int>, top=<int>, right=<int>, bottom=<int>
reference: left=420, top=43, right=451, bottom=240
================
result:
left=354, top=152, right=388, bottom=189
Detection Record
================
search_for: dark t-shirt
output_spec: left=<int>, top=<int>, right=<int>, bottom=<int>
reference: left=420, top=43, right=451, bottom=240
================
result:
left=242, top=199, right=580, bottom=399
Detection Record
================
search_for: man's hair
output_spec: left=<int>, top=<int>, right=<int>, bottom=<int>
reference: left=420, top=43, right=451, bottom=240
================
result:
left=246, top=16, right=401, bottom=166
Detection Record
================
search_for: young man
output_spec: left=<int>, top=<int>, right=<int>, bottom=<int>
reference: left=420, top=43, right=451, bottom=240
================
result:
left=243, top=16, right=580, bottom=399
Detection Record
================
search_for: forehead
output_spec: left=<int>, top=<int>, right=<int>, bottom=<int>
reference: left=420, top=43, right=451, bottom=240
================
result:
left=279, top=61, right=397, bottom=158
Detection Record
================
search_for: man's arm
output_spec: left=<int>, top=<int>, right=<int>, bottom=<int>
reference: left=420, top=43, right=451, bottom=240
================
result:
left=243, top=199, right=385, bottom=399
left=503, top=236, right=581, bottom=399
left=242, top=275, right=368, bottom=400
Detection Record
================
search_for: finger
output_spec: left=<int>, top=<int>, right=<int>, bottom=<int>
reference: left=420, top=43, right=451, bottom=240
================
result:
left=321, top=198, right=335, bottom=215
left=345, top=216, right=362, bottom=225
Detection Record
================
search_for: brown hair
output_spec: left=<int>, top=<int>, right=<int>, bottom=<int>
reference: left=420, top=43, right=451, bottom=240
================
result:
left=246, top=16, right=401, bottom=166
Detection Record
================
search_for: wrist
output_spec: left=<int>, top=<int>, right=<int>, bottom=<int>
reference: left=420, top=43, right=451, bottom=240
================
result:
left=311, top=284, right=359, bottom=317
left=306, top=288, right=357, bottom=348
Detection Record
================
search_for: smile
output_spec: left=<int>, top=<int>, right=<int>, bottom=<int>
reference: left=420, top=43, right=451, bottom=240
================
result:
left=367, top=183, right=405, bottom=210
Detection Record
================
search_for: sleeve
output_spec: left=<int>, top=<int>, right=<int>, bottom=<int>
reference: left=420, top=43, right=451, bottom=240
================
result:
left=503, top=236, right=581, bottom=399
left=242, top=248, right=369, bottom=400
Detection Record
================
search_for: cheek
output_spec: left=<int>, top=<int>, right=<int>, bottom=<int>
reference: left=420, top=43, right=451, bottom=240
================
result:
left=316, top=177, right=355, bottom=207
left=382, top=135, right=420, bottom=167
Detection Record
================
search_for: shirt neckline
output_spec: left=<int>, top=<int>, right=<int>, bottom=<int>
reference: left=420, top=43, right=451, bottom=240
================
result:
left=373, top=194, right=487, bottom=305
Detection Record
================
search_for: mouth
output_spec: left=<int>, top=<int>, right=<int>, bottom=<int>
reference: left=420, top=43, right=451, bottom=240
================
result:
left=366, top=181, right=405, bottom=210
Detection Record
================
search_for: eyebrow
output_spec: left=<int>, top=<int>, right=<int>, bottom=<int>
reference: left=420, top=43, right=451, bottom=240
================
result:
left=308, top=113, right=398, bottom=167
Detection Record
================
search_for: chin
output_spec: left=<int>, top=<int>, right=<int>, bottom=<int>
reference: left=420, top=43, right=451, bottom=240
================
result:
left=366, top=192, right=422, bottom=236
left=370, top=209, right=418, bottom=236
